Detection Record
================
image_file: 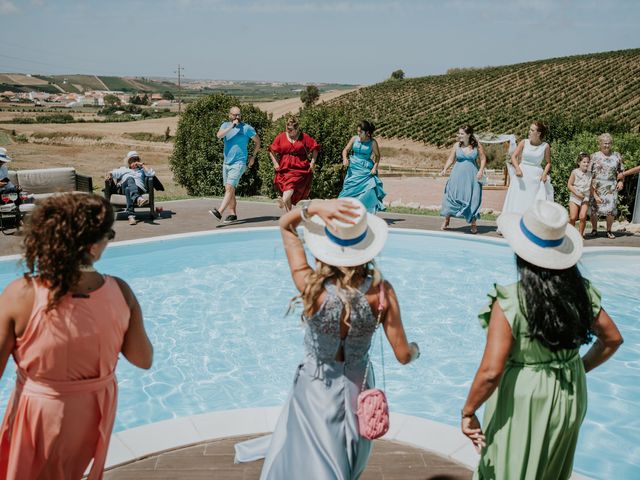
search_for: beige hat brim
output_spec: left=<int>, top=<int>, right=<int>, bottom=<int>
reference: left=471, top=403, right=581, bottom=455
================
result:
left=497, top=213, right=583, bottom=269
left=303, top=213, right=388, bottom=267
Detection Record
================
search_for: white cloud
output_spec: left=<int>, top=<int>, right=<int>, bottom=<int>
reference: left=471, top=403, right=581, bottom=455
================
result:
left=0, top=0, right=19, bottom=14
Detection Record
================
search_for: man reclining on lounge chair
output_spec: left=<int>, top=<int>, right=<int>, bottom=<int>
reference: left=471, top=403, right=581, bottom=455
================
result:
left=106, top=151, right=155, bottom=225
left=0, top=148, right=19, bottom=196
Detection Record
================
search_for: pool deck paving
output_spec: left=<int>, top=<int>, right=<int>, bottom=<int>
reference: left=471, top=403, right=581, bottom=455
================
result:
left=104, top=434, right=473, bottom=479
left=2, top=197, right=639, bottom=256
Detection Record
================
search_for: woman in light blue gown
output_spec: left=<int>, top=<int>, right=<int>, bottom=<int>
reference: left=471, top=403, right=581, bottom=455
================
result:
left=440, top=125, right=487, bottom=233
left=235, top=198, right=420, bottom=480
left=339, top=121, right=386, bottom=213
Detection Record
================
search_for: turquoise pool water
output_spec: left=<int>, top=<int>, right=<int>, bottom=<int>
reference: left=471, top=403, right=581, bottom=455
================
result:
left=0, top=228, right=638, bottom=478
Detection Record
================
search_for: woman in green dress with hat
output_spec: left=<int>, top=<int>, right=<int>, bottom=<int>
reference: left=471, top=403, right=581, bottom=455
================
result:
left=461, top=200, right=623, bottom=479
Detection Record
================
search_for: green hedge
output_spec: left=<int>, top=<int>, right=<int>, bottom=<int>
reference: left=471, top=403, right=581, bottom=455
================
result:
left=550, top=132, right=640, bottom=219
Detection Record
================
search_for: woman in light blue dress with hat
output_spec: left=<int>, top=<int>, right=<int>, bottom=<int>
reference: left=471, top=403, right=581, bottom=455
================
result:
left=339, top=121, right=386, bottom=213
left=234, top=198, right=420, bottom=479
left=440, top=125, right=487, bottom=233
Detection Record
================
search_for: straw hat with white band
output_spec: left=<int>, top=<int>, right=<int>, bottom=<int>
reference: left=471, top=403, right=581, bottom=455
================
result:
left=302, top=198, right=388, bottom=267
left=0, top=147, right=12, bottom=163
left=497, top=200, right=583, bottom=270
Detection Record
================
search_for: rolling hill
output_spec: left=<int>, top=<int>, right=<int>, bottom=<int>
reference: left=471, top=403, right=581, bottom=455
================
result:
left=329, top=48, right=640, bottom=145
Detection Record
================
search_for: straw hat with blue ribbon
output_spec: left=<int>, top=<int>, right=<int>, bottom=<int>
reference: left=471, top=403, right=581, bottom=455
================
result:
left=497, top=200, right=583, bottom=270
left=302, top=198, right=388, bottom=267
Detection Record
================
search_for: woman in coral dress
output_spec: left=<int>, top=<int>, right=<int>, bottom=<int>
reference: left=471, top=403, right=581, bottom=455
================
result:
left=270, top=115, right=320, bottom=212
left=0, top=193, right=153, bottom=480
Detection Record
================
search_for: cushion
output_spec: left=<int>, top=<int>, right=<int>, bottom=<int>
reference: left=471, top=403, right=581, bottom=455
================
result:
left=16, top=167, right=76, bottom=194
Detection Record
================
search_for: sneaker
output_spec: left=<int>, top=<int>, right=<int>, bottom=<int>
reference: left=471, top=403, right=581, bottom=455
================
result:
left=137, top=197, right=149, bottom=207
left=209, top=208, right=222, bottom=221
left=128, top=215, right=137, bottom=225
left=224, top=215, right=238, bottom=223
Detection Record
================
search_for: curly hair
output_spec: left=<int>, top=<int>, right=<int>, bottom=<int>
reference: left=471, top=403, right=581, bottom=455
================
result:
left=290, top=260, right=381, bottom=326
left=516, top=255, right=595, bottom=351
left=22, top=193, right=114, bottom=311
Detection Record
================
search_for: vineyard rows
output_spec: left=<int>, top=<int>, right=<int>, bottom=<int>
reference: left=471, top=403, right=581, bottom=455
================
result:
left=330, top=49, right=640, bottom=145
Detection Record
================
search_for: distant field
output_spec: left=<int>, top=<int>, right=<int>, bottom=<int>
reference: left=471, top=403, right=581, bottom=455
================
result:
left=0, top=74, right=48, bottom=85
left=99, top=76, right=137, bottom=91
left=0, top=71, right=356, bottom=103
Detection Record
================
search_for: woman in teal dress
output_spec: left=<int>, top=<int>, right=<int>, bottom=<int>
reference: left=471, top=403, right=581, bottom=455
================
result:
left=339, top=121, right=386, bottom=213
left=440, top=125, right=487, bottom=233
left=461, top=200, right=623, bottom=479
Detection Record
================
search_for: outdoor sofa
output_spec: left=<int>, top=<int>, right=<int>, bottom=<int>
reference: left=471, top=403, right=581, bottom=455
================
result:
left=7, top=167, right=93, bottom=214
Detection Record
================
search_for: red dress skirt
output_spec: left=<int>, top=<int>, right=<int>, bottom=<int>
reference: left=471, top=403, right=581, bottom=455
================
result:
left=271, top=132, right=320, bottom=205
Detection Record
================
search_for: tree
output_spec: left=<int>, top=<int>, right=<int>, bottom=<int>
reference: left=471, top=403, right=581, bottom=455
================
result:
left=103, top=94, right=121, bottom=107
left=390, top=69, right=405, bottom=80
left=170, top=93, right=271, bottom=196
left=300, top=85, right=320, bottom=108
left=130, top=94, right=146, bottom=105
left=162, top=91, right=175, bottom=100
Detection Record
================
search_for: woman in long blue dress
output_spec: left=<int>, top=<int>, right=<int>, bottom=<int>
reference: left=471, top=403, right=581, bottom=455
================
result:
left=235, top=198, right=420, bottom=479
left=440, top=125, right=487, bottom=233
left=339, top=121, right=386, bottom=213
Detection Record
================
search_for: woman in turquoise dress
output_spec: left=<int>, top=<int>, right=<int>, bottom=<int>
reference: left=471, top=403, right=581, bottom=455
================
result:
left=440, top=125, right=487, bottom=233
left=461, top=200, right=623, bottom=479
left=339, top=121, right=386, bottom=213
left=235, top=198, right=420, bottom=479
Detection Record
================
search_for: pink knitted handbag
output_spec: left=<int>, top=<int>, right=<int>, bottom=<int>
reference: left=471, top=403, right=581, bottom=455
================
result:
left=356, top=282, right=389, bottom=440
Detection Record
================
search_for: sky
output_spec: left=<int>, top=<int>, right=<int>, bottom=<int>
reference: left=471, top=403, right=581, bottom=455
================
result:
left=0, top=0, right=638, bottom=85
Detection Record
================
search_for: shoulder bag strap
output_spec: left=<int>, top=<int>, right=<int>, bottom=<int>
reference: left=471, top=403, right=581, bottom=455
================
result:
left=360, top=280, right=386, bottom=393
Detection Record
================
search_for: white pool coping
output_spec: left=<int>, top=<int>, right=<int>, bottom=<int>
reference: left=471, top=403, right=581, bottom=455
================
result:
left=104, top=407, right=591, bottom=479
left=1, top=225, right=638, bottom=263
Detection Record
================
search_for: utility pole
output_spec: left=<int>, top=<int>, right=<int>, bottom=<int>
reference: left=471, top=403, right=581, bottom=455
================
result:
left=174, top=64, right=184, bottom=114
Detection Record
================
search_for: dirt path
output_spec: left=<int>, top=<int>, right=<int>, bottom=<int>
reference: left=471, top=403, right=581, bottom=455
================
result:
left=255, top=88, right=359, bottom=118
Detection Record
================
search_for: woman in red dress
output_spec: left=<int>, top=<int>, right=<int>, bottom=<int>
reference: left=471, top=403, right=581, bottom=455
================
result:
left=269, top=115, right=320, bottom=212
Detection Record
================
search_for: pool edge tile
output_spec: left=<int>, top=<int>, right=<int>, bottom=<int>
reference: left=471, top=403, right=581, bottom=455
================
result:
left=116, top=416, right=202, bottom=459
left=104, top=432, right=136, bottom=469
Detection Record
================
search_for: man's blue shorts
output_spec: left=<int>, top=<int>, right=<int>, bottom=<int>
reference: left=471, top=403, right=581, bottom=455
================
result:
left=222, top=163, right=247, bottom=188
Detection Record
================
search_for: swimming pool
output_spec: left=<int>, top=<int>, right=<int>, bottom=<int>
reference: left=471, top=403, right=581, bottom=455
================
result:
left=0, top=228, right=637, bottom=478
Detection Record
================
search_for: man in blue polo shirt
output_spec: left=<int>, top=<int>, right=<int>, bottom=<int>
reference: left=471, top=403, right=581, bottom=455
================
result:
left=209, top=106, right=261, bottom=223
